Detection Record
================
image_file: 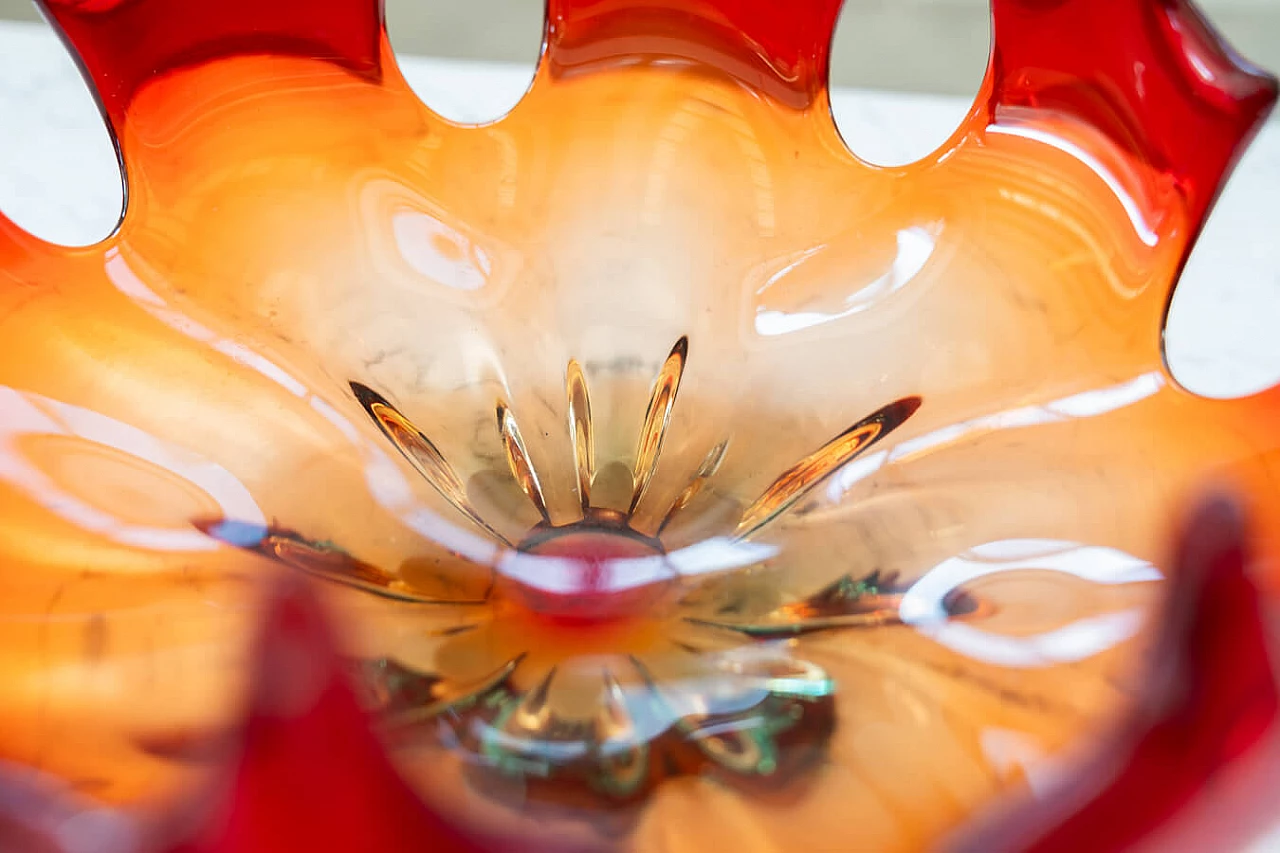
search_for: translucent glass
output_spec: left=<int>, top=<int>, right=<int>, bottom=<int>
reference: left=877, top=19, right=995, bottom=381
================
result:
left=0, top=0, right=1277, bottom=850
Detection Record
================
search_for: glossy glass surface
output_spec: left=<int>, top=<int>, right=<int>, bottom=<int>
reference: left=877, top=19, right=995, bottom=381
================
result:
left=0, top=0, right=1277, bottom=850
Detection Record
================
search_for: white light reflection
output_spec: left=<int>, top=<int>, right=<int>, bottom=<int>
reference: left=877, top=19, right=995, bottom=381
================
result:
left=104, top=249, right=500, bottom=565
left=754, top=225, right=938, bottom=336
left=492, top=538, right=778, bottom=596
left=988, top=124, right=1160, bottom=247
left=825, top=371, right=1165, bottom=503
left=899, top=539, right=1162, bottom=667
left=391, top=209, right=492, bottom=291
left=1045, top=371, right=1163, bottom=418
left=495, top=552, right=674, bottom=595
left=106, top=250, right=308, bottom=395
left=0, top=387, right=264, bottom=552
left=825, top=450, right=888, bottom=503
left=980, top=728, right=1060, bottom=798
left=922, top=611, right=1144, bottom=668
left=664, top=537, right=778, bottom=577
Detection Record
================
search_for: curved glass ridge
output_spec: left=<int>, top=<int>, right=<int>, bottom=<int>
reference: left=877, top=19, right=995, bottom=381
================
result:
left=0, top=0, right=1277, bottom=850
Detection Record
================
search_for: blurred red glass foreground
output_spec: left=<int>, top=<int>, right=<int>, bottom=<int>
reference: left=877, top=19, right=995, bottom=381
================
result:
left=0, top=495, right=1276, bottom=852
left=1, top=0, right=1279, bottom=849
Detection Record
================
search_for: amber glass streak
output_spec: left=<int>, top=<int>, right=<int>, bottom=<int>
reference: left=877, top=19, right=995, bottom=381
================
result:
left=0, top=0, right=1277, bottom=850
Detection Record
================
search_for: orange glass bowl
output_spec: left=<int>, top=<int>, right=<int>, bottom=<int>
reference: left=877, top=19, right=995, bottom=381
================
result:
left=0, top=1, right=1278, bottom=851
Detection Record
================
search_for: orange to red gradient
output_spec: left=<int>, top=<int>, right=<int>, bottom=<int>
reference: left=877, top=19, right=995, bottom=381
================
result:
left=0, top=1, right=1277, bottom=851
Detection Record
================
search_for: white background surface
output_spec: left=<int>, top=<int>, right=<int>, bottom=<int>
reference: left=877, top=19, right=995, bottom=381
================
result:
left=4, top=0, right=1275, bottom=100
left=0, top=18, right=1277, bottom=848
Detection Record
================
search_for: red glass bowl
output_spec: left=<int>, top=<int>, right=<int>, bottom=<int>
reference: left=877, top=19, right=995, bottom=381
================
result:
left=0, top=1, right=1277, bottom=851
